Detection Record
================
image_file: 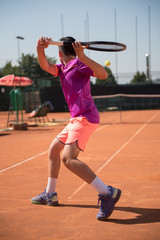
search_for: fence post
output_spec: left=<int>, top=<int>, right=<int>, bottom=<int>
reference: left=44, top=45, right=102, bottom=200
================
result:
left=119, top=95, right=122, bottom=124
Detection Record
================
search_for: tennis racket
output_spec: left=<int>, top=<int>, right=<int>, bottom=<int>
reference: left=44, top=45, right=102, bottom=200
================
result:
left=49, top=40, right=126, bottom=52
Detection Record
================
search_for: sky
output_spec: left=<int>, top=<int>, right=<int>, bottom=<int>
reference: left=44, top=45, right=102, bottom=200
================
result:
left=0, top=0, right=160, bottom=84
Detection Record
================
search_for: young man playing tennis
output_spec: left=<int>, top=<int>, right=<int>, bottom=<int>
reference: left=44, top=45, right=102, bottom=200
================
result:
left=31, top=36, right=121, bottom=220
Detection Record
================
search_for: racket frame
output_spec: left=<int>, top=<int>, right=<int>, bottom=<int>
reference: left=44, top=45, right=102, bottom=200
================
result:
left=49, top=40, right=127, bottom=52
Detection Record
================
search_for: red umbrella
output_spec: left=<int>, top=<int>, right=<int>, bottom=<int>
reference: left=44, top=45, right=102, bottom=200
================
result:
left=0, top=75, right=33, bottom=126
left=0, top=74, right=33, bottom=87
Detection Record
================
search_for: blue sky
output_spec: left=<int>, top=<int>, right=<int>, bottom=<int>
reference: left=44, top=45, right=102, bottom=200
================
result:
left=0, top=0, right=160, bottom=83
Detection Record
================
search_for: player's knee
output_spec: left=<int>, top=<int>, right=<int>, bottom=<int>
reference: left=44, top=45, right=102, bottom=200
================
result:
left=62, top=154, right=71, bottom=168
left=48, top=139, right=63, bottom=161
left=62, top=154, right=68, bottom=166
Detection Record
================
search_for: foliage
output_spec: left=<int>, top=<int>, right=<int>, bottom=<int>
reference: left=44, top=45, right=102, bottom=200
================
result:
left=95, top=66, right=117, bottom=85
left=19, top=54, right=57, bottom=78
left=0, top=54, right=60, bottom=88
left=0, top=61, right=19, bottom=77
left=130, top=71, right=148, bottom=84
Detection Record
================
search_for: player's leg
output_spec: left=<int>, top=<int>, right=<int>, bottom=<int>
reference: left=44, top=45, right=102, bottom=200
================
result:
left=61, top=116, right=121, bottom=220
left=62, top=142, right=96, bottom=184
left=61, top=118, right=110, bottom=187
left=61, top=142, right=111, bottom=193
left=31, top=138, right=64, bottom=206
left=46, top=137, right=64, bottom=194
left=48, top=137, right=64, bottom=179
left=62, top=142, right=121, bottom=220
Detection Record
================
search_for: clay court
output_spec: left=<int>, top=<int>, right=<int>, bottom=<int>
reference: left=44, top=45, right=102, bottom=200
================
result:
left=0, top=110, right=160, bottom=240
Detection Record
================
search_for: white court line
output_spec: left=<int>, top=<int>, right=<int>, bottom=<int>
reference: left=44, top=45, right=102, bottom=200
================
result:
left=0, top=125, right=110, bottom=174
left=68, top=111, right=159, bottom=200
left=0, top=151, right=48, bottom=173
left=0, top=111, right=158, bottom=177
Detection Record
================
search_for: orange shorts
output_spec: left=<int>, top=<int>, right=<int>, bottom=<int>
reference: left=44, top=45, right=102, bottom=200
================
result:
left=57, top=117, right=98, bottom=151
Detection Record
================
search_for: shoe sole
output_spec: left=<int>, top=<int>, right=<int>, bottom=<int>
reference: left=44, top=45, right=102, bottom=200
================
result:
left=31, top=200, right=59, bottom=206
left=97, top=189, right=121, bottom=221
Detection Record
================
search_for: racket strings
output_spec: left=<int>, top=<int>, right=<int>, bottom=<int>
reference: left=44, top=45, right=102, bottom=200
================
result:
left=88, top=44, right=124, bottom=51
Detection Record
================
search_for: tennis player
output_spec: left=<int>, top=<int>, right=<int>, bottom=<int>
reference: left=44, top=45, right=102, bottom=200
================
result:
left=31, top=36, right=121, bottom=220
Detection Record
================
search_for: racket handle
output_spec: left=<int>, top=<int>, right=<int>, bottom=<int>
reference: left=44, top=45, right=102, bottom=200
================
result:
left=49, top=40, right=76, bottom=46
left=48, top=40, right=88, bottom=47
left=49, top=40, right=64, bottom=46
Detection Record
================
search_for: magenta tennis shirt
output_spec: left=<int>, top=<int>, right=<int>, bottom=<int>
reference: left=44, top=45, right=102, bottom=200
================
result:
left=55, top=58, right=99, bottom=123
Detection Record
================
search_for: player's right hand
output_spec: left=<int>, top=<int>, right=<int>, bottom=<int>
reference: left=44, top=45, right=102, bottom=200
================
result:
left=37, top=37, right=52, bottom=49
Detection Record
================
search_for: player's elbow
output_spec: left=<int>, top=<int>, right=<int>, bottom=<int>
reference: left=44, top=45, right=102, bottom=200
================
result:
left=99, top=71, right=108, bottom=80
left=94, top=67, right=108, bottom=79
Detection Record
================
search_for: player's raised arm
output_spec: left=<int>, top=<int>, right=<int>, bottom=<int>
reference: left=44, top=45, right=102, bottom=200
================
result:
left=37, top=37, right=57, bottom=76
left=72, top=41, right=108, bottom=80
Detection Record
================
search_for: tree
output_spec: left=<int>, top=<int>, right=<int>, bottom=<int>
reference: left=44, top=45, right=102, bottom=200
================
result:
left=95, top=66, right=117, bottom=85
left=0, top=61, right=19, bottom=77
left=0, top=54, right=58, bottom=78
left=19, top=53, right=57, bottom=77
left=130, top=71, right=148, bottom=84
left=0, top=54, right=61, bottom=88
left=19, top=54, right=61, bottom=88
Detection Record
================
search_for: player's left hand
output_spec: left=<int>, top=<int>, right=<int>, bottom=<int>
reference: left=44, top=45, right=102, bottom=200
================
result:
left=37, top=37, right=52, bottom=49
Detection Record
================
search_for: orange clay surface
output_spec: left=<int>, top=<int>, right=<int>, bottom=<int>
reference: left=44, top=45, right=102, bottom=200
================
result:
left=0, top=110, right=160, bottom=240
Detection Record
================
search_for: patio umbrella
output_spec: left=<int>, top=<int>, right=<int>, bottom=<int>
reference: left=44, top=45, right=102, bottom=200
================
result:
left=0, top=75, right=33, bottom=125
left=0, top=74, right=33, bottom=87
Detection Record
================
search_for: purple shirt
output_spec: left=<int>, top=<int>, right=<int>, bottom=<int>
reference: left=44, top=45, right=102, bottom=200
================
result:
left=55, top=58, right=99, bottom=123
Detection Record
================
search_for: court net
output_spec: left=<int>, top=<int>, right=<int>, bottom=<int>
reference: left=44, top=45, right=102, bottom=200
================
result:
left=93, top=94, right=160, bottom=124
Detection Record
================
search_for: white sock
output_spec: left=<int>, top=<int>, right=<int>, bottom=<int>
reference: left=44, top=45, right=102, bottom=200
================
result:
left=46, top=177, right=57, bottom=194
left=90, top=176, right=110, bottom=195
